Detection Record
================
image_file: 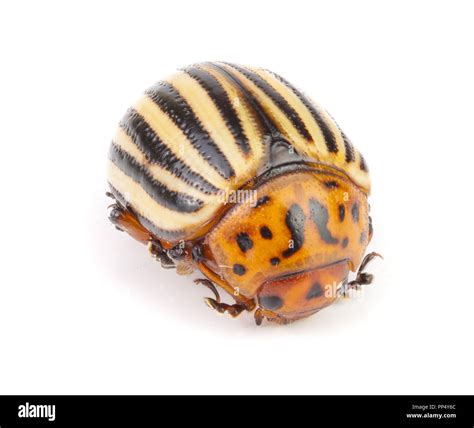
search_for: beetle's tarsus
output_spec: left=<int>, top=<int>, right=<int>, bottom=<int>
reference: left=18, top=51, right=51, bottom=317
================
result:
left=347, top=251, right=383, bottom=290
left=196, top=278, right=247, bottom=318
left=204, top=297, right=246, bottom=318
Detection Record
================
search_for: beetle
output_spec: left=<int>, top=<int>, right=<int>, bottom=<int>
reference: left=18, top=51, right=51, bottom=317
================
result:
left=107, top=62, right=381, bottom=325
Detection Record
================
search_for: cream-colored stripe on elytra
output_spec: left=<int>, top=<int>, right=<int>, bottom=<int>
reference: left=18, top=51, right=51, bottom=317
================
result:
left=167, top=72, right=247, bottom=179
left=308, top=98, right=346, bottom=164
left=107, top=161, right=222, bottom=230
left=249, top=68, right=328, bottom=160
left=112, top=127, right=216, bottom=203
left=198, top=64, right=265, bottom=170
left=347, top=151, right=371, bottom=193
left=133, top=96, right=230, bottom=192
left=218, top=63, right=309, bottom=150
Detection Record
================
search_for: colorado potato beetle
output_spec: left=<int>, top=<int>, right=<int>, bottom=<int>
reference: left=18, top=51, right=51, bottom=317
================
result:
left=107, top=62, right=381, bottom=325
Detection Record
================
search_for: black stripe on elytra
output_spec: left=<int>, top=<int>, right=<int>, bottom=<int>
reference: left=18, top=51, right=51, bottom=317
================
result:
left=359, top=152, right=369, bottom=172
left=341, top=132, right=355, bottom=163
left=109, top=143, right=203, bottom=213
left=282, top=204, right=306, bottom=258
left=269, top=70, right=339, bottom=153
left=184, top=66, right=251, bottom=155
left=119, top=109, right=220, bottom=195
left=107, top=183, right=185, bottom=241
left=309, top=198, right=339, bottom=244
left=223, top=63, right=312, bottom=141
left=145, top=81, right=234, bottom=179
left=205, top=62, right=277, bottom=142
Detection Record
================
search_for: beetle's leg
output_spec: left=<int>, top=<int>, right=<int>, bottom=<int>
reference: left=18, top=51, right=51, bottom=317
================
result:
left=254, top=308, right=298, bottom=325
left=108, top=198, right=176, bottom=269
left=204, top=298, right=248, bottom=318
left=254, top=308, right=266, bottom=325
left=148, top=240, right=176, bottom=269
left=194, top=278, right=251, bottom=318
left=108, top=202, right=154, bottom=244
left=193, top=273, right=255, bottom=318
left=347, top=252, right=383, bottom=290
left=194, top=278, right=220, bottom=301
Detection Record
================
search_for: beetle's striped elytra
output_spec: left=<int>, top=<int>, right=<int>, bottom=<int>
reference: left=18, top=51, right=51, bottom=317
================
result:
left=107, top=62, right=380, bottom=325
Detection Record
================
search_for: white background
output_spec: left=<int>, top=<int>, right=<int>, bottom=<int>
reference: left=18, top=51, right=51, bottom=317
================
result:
left=1, top=0, right=473, bottom=394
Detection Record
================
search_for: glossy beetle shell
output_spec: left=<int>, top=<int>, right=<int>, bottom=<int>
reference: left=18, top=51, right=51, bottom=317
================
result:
left=107, top=62, right=377, bottom=325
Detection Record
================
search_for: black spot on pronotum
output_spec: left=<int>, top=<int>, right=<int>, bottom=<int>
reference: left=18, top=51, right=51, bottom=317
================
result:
left=309, top=198, right=339, bottom=244
left=360, top=230, right=367, bottom=244
left=282, top=204, right=306, bottom=258
left=306, top=283, right=324, bottom=300
left=339, top=204, right=345, bottom=222
left=324, top=180, right=338, bottom=189
left=351, top=203, right=360, bottom=222
left=342, top=237, right=349, bottom=248
left=260, top=226, right=273, bottom=239
left=270, top=257, right=280, bottom=266
left=259, top=295, right=284, bottom=311
left=236, top=232, right=253, bottom=253
left=233, top=264, right=246, bottom=276
left=255, top=195, right=270, bottom=207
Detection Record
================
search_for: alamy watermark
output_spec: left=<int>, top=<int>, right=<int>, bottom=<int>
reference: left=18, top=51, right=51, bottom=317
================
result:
left=18, top=402, right=56, bottom=422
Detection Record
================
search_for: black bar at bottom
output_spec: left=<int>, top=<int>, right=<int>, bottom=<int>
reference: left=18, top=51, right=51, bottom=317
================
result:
left=0, top=395, right=472, bottom=427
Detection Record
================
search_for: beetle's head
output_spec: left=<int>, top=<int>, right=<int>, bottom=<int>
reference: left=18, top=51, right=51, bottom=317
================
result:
left=200, top=165, right=372, bottom=323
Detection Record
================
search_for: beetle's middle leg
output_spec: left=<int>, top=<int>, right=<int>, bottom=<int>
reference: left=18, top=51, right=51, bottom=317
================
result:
left=194, top=278, right=256, bottom=318
left=193, top=257, right=256, bottom=318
